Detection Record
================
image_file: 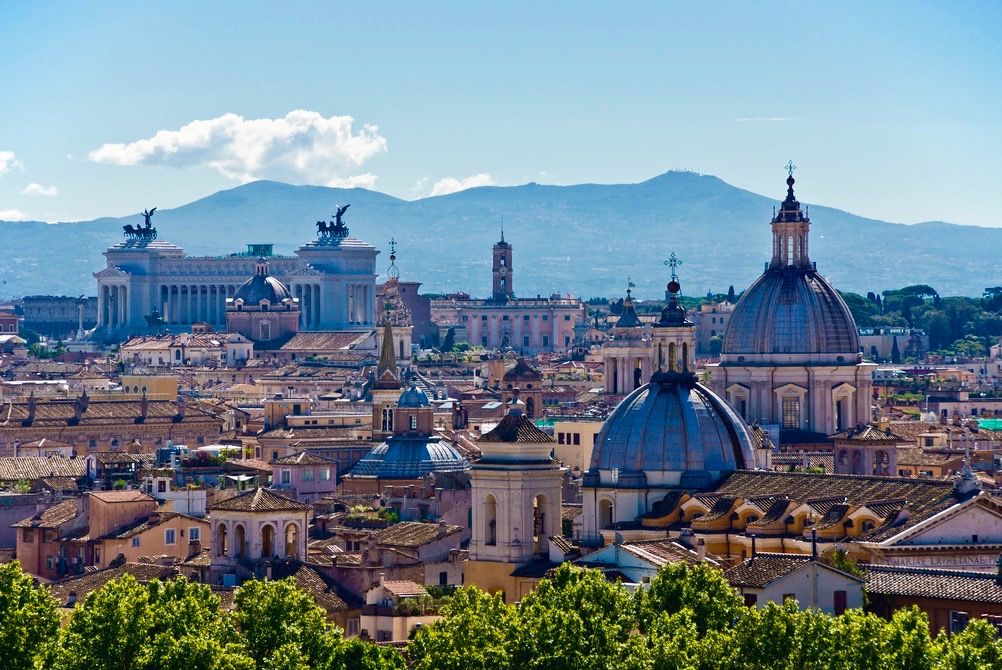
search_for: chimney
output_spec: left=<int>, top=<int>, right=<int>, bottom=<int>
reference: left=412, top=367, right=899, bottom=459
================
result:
left=175, top=393, right=186, bottom=421
left=26, top=391, right=36, bottom=424
left=437, top=520, right=448, bottom=537
left=79, top=390, right=89, bottom=413
left=750, top=533, right=757, bottom=559
left=379, top=572, right=386, bottom=587
left=811, top=528, right=818, bottom=560
left=696, top=538, right=706, bottom=561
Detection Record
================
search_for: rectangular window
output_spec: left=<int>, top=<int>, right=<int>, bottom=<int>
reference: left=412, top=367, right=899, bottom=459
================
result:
left=132, top=536, right=141, bottom=548
left=502, top=315, right=509, bottom=321
left=782, top=398, right=800, bottom=429
left=564, top=315, right=570, bottom=320
left=542, top=315, right=549, bottom=321
left=542, top=335, right=549, bottom=347
left=347, top=618, right=360, bottom=636
left=523, top=315, right=529, bottom=321
left=950, top=611, right=969, bottom=634
left=189, top=527, right=201, bottom=542
left=303, top=468, right=314, bottom=482
left=410, top=415, right=418, bottom=431
left=558, top=433, right=565, bottom=444
left=22, top=528, right=34, bottom=543
left=281, top=469, right=292, bottom=485
left=165, top=529, right=176, bottom=545
left=439, top=571, right=448, bottom=586
left=573, top=433, right=581, bottom=445
left=833, top=590, right=847, bottom=615
left=320, top=468, right=331, bottom=481
left=744, top=593, right=758, bottom=607
left=523, top=336, right=530, bottom=347
left=157, top=480, right=167, bottom=493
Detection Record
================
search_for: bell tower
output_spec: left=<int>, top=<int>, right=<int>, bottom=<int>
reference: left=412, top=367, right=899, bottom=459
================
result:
left=492, top=229, right=514, bottom=303
left=467, top=401, right=562, bottom=601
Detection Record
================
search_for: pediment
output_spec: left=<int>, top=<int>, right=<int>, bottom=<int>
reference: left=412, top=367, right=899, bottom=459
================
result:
left=773, top=383, right=807, bottom=396
left=94, top=266, right=128, bottom=278
left=832, top=382, right=857, bottom=395
left=726, top=383, right=750, bottom=395
left=890, top=497, right=1002, bottom=547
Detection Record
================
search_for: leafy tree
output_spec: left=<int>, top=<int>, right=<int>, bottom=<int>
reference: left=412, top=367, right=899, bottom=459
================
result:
left=930, top=618, right=1002, bottom=670
left=726, top=285, right=736, bottom=303
left=231, top=578, right=341, bottom=669
left=511, top=563, right=635, bottom=670
left=891, top=336, right=901, bottom=363
left=636, top=562, right=742, bottom=635
left=45, top=575, right=251, bottom=670
left=409, top=587, right=516, bottom=670
left=707, top=335, right=723, bottom=358
left=0, top=561, right=60, bottom=670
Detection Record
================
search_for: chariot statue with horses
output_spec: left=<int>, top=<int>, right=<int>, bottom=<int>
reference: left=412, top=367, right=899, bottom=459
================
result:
left=316, top=204, right=350, bottom=242
left=123, top=207, right=158, bottom=241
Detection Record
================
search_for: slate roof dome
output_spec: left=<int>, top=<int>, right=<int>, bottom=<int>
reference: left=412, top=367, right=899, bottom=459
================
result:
left=348, top=436, right=469, bottom=479
left=588, top=371, right=755, bottom=491
left=721, top=171, right=860, bottom=361
left=398, top=383, right=431, bottom=408
left=234, top=259, right=292, bottom=304
left=721, top=269, right=860, bottom=357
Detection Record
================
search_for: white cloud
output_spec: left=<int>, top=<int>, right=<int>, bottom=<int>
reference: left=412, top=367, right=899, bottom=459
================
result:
left=22, top=182, right=58, bottom=197
left=429, top=173, right=496, bottom=197
left=0, top=150, right=24, bottom=176
left=87, top=110, right=388, bottom=186
left=0, top=208, right=28, bottom=220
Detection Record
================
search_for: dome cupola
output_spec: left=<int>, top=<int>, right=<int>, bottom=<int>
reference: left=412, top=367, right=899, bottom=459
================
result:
left=233, top=259, right=293, bottom=305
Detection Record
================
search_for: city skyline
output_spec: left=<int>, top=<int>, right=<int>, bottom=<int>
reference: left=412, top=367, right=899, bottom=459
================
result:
left=1, top=2, right=1000, bottom=226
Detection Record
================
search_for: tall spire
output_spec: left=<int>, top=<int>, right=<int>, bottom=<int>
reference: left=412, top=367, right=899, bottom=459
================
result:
left=375, top=321, right=400, bottom=389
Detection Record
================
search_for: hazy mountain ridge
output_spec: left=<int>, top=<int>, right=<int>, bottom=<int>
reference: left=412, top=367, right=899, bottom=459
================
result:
left=2, top=171, right=998, bottom=300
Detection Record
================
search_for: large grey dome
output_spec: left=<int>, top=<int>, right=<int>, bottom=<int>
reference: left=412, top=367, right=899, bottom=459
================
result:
left=588, top=371, right=755, bottom=491
left=722, top=267, right=860, bottom=357
left=234, top=259, right=292, bottom=305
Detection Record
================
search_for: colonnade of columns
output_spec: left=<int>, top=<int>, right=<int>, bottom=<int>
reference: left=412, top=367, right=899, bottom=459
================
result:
left=98, top=284, right=129, bottom=329
left=160, top=284, right=237, bottom=325
left=291, top=284, right=322, bottom=329
left=347, top=283, right=372, bottom=325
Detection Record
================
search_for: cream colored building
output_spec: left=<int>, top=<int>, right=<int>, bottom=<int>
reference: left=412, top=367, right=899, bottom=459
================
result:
left=709, top=172, right=875, bottom=439
left=552, top=418, right=603, bottom=471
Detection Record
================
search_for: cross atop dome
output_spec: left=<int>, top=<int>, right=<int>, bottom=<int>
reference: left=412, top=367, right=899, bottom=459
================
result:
left=386, top=237, right=400, bottom=279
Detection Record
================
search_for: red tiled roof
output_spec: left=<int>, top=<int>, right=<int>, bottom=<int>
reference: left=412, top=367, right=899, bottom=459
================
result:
left=480, top=413, right=553, bottom=443
left=209, top=487, right=311, bottom=512
left=12, top=499, right=78, bottom=528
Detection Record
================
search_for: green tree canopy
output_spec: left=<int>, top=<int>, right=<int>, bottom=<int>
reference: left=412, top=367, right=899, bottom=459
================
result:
left=0, top=561, right=60, bottom=670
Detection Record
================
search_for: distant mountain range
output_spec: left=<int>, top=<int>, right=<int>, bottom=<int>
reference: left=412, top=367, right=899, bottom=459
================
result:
left=2, top=171, right=999, bottom=300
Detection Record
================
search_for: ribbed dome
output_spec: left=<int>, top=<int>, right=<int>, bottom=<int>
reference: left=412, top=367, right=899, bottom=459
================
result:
left=234, top=259, right=292, bottom=305
left=348, top=436, right=469, bottom=479
left=588, top=371, right=755, bottom=490
left=721, top=267, right=860, bottom=357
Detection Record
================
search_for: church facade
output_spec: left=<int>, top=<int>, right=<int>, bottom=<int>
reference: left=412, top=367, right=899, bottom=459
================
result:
left=94, top=214, right=378, bottom=339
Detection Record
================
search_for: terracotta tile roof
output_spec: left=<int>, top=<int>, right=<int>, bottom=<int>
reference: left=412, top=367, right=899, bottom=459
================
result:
left=714, top=471, right=960, bottom=542
left=209, top=487, right=312, bottom=512
left=695, top=496, right=738, bottom=522
left=896, top=448, right=961, bottom=467
left=12, top=499, right=77, bottom=528
left=108, top=512, right=204, bottom=540
left=90, top=452, right=151, bottom=466
left=272, top=451, right=336, bottom=466
left=562, top=503, right=583, bottom=520
left=38, top=477, right=80, bottom=493
left=48, top=562, right=179, bottom=606
left=374, top=521, right=462, bottom=548
left=813, top=503, right=851, bottom=530
left=379, top=579, right=427, bottom=599
left=859, top=498, right=907, bottom=519
left=502, top=358, right=542, bottom=382
left=619, top=539, right=721, bottom=567
left=0, top=398, right=220, bottom=427
left=550, top=535, right=576, bottom=555
left=18, top=437, right=74, bottom=450
left=746, top=498, right=793, bottom=527
left=724, top=553, right=860, bottom=589
left=832, top=425, right=903, bottom=442
left=479, top=413, right=553, bottom=443
left=0, top=456, right=85, bottom=481
left=271, top=562, right=361, bottom=613
left=181, top=549, right=213, bottom=567
left=89, top=490, right=155, bottom=504
left=278, top=331, right=372, bottom=352
left=863, top=565, right=1002, bottom=604
left=259, top=426, right=360, bottom=441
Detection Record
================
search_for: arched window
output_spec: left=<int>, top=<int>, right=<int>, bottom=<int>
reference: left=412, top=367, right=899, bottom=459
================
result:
left=668, top=343, right=677, bottom=371
left=532, top=495, right=548, bottom=556
left=284, top=523, right=299, bottom=559
left=381, top=407, right=393, bottom=433
left=234, top=524, right=246, bottom=559
left=484, top=495, right=497, bottom=546
left=261, top=524, right=275, bottom=558
left=681, top=343, right=689, bottom=370
left=216, top=523, right=228, bottom=557
left=598, top=498, right=614, bottom=529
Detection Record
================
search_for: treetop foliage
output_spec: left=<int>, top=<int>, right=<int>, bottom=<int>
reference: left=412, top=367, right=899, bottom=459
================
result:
left=3, top=560, right=1000, bottom=670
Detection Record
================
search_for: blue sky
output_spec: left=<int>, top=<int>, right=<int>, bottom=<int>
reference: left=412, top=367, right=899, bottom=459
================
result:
left=0, top=1, right=999, bottom=224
